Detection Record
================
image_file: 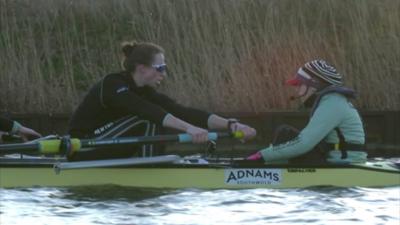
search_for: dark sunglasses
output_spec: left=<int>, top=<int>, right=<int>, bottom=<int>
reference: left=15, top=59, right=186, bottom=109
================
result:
left=152, top=64, right=167, bottom=73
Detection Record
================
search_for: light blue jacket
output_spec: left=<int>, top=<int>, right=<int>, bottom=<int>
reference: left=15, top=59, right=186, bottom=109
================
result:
left=260, top=92, right=366, bottom=163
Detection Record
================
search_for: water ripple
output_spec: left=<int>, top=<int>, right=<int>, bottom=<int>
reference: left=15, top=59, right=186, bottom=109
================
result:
left=0, top=186, right=399, bottom=225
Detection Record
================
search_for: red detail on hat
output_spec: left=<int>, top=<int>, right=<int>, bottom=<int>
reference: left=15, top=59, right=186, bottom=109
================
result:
left=285, top=77, right=302, bottom=86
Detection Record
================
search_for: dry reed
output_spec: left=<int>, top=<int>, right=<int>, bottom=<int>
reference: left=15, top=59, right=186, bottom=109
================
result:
left=0, top=0, right=399, bottom=115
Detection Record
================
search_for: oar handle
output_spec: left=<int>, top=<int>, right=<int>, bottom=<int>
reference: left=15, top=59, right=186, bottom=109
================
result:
left=177, top=131, right=243, bottom=143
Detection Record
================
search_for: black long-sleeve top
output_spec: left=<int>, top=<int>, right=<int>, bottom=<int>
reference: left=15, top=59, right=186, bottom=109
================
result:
left=0, top=116, right=14, bottom=132
left=68, top=71, right=211, bottom=137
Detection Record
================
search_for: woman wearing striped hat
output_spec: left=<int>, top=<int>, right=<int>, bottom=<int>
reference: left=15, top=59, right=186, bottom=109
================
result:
left=247, top=59, right=367, bottom=164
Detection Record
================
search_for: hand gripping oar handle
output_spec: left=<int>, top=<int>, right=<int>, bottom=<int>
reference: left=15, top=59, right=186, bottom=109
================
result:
left=0, top=131, right=244, bottom=155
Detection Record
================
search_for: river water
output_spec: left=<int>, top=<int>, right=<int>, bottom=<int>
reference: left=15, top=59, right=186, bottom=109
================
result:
left=0, top=186, right=399, bottom=225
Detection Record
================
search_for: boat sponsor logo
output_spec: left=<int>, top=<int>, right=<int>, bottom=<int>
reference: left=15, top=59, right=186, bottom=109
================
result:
left=224, top=168, right=282, bottom=185
left=287, top=168, right=316, bottom=173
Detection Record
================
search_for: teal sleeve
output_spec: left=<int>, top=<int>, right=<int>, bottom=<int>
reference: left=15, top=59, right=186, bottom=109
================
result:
left=10, top=121, right=22, bottom=135
left=260, top=95, right=346, bottom=161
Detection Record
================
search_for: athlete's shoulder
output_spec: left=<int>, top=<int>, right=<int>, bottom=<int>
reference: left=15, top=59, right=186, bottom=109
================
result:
left=315, top=93, right=350, bottom=114
left=320, top=92, right=348, bottom=103
left=103, top=71, right=127, bottom=82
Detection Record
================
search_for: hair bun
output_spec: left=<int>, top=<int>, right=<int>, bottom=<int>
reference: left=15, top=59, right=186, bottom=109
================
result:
left=121, top=41, right=138, bottom=57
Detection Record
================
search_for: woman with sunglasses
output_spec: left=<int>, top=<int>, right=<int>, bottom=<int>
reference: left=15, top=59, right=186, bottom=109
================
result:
left=68, top=41, right=256, bottom=161
left=247, top=59, right=366, bottom=164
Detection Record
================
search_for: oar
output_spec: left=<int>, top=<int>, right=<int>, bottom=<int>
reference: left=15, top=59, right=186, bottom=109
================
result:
left=0, top=132, right=244, bottom=155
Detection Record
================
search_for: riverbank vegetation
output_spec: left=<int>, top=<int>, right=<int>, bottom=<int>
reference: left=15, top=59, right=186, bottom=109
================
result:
left=1, top=0, right=399, bottom=114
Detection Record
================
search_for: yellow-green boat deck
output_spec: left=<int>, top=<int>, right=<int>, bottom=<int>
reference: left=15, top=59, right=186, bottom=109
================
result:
left=1, top=157, right=399, bottom=189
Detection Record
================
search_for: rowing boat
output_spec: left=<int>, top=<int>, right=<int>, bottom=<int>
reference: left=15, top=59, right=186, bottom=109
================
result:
left=1, top=155, right=399, bottom=189
left=1, top=133, right=399, bottom=189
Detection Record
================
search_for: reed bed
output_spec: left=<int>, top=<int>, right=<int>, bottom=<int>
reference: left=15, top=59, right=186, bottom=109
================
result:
left=1, top=0, right=399, bottom=114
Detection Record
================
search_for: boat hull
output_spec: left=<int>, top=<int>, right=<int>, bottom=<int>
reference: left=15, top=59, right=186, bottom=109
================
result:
left=1, top=160, right=399, bottom=189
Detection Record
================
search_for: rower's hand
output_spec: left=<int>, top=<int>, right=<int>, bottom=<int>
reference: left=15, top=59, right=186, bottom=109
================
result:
left=186, top=126, right=209, bottom=144
left=230, top=122, right=256, bottom=142
left=17, top=126, right=42, bottom=142
left=246, top=151, right=264, bottom=161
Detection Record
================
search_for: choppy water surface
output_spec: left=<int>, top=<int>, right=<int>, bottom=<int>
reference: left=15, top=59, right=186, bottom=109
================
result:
left=0, top=186, right=399, bottom=225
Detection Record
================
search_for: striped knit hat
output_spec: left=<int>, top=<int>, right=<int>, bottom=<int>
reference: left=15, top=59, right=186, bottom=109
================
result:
left=286, top=60, right=342, bottom=88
